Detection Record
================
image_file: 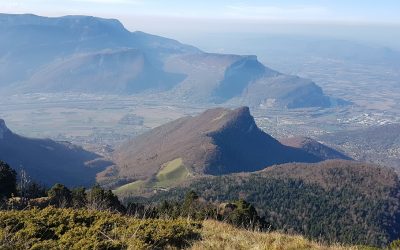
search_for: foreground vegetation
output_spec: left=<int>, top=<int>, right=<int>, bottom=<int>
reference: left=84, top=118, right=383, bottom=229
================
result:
left=0, top=207, right=201, bottom=249
left=0, top=208, right=378, bottom=250
left=192, top=220, right=375, bottom=250
left=2, top=160, right=400, bottom=249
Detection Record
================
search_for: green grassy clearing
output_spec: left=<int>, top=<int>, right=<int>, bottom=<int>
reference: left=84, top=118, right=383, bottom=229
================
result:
left=113, top=158, right=189, bottom=195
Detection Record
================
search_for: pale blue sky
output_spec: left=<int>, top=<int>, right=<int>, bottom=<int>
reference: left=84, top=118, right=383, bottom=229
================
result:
left=1, top=0, right=400, bottom=24
left=1, top=0, right=400, bottom=48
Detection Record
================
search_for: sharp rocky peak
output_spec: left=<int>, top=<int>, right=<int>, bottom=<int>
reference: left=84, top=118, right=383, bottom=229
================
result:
left=0, top=119, right=10, bottom=139
left=198, top=106, right=256, bottom=135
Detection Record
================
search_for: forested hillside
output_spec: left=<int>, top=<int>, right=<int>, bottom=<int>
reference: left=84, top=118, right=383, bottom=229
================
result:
left=132, top=160, right=400, bottom=247
left=1, top=160, right=399, bottom=248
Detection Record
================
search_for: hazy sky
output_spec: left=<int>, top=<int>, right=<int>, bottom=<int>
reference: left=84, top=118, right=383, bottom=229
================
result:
left=2, top=0, right=400, bottom=48
left=2, top=0, right=400, bottom=24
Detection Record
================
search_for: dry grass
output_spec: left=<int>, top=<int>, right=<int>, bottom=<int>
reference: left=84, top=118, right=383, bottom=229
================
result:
left=189, top=220, right=374, bottom=250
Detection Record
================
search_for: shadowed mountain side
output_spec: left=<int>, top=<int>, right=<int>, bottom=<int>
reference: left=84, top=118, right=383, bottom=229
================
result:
left=241, top=75, right=332, bottom=108
left=0, top=119, right=113, bottom=187
left=280, top=137, right=352, bottom=161
left=205, top=110, right=322, bottom=175
left=164, top=53, right=339, bottom=108
left=107, top=107, right=321, bottom=187
left=212, top=56, right=275, bottom=102
left=0, top=14, right=197, bottom=86
left=22, top=49, right=185, bottom=94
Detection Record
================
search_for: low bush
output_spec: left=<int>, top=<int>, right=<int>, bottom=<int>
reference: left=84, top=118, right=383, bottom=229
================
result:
left=0, top=207, right=201, bottom=249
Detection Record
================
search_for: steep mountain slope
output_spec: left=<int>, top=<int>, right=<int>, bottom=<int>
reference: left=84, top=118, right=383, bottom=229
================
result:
left=319, top=124, right=400, bottom=171
left=0, top=14, right=196, bottom=87
left=0, top=119, right=112, bottom=187
left=141, top=160, right=400, bottom=247
left=24, top=49, right=185, bottom=93
left=241, top=75, right=334, bottom=108
left=106, top=107, right=321, bottom=187
left=280, top=136, right=351, bottom=160
left=0, top=14, right=342, bottom=109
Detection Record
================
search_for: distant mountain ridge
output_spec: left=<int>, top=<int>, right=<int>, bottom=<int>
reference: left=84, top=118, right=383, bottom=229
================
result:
left=23, top=48, right=185, bottom=93
left=0, top=119, right=113, bottom=187
left=0, top=108, right=352, bottom=189
left=0, top=13, right=344, bottom=109
left=106, top=107, right=327, bottom=188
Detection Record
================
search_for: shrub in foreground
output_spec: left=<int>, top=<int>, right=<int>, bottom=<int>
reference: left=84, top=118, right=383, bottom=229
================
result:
left=0, top=207, right=201, bottom=249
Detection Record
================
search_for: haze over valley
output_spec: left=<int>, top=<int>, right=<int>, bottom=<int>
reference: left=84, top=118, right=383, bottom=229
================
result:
left=1, top=1, right=400, bottom=249
left=1, top=13, right=399, bottom=173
